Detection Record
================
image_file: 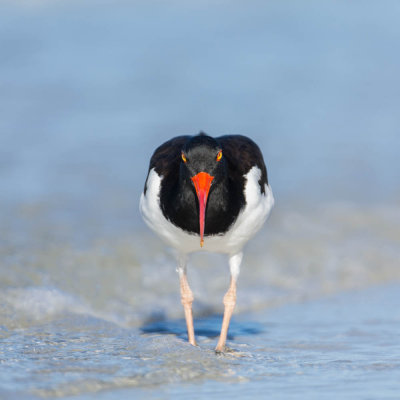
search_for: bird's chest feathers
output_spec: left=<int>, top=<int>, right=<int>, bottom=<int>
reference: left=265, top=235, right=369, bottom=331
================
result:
left=140, top=167, right=273, bottom=254
left=160, top=179, right=243, bottom=236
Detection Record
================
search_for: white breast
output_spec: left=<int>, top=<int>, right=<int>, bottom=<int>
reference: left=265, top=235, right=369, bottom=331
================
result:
left=140, top=166, right=274, bottom=256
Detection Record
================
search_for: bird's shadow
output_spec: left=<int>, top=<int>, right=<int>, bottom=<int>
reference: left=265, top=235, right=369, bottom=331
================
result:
left=140, top=313, right=264, bottom=341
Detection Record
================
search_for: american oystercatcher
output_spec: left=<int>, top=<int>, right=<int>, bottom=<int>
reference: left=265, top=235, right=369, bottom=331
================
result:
left=140, top=132, right=274, bottom=352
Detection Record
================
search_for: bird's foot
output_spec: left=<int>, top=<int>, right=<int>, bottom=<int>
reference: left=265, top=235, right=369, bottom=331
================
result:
left=215, top=345, right=245, bottom=357
left=215, top=344, right=234, bottom=354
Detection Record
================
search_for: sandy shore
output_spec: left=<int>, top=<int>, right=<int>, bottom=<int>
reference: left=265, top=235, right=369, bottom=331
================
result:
left=1, top=283, right=399, bottom=399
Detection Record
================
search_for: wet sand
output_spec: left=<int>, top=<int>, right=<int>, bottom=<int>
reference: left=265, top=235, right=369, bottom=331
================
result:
left=1, top=284, right=399, bottom=399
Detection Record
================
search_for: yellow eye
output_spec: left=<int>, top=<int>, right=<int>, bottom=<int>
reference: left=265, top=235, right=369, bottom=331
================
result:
left=216, top=150, right=222, bottom=161
left=181, top=152, right=187, bottom=163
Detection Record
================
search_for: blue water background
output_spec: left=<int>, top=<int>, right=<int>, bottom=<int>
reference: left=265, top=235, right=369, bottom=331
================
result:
left=1, top=0, right=399, bottom=214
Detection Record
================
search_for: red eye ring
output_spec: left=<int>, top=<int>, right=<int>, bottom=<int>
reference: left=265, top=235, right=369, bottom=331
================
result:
left=216, top=150, right=222, bottom=161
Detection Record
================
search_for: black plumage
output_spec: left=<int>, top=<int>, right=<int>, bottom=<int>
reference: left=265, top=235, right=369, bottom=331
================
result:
left=143, top=133, right=268, bottom=236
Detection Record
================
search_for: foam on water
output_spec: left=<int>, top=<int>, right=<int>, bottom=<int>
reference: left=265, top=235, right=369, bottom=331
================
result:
left=1, top=202, right=399, bottom=332
left=1, top=284, right=399, bottom=399
left=3, top=287, right=84, bottom=320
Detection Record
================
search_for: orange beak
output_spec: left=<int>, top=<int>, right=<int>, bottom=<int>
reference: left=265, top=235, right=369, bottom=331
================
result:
left=191, top=172, right=214, bottom=247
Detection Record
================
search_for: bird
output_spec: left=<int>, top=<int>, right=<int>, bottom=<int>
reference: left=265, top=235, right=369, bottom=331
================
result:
left=140, top=132, right=274, bottom=352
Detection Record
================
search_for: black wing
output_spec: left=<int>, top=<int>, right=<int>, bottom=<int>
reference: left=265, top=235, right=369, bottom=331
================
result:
left=143, top=135, right=190, bottom=194
left=216, top=135, right=268, bottom=193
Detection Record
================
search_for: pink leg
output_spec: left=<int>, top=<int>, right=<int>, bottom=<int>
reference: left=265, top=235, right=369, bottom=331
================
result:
left=215, top=252, right=242, bottom=353
left=215, top=277, right=237, bottom=352
left=178, top=265, right=196, bottom=346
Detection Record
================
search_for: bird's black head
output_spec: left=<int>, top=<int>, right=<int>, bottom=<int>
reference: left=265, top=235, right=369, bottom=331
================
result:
left=180, top=133, right=226, bottom=247
left=180, top=133, right=225, bottom=180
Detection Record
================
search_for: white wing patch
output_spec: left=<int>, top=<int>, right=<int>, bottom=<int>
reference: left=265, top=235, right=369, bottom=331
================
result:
left=140, top=166, right=274, bottom=255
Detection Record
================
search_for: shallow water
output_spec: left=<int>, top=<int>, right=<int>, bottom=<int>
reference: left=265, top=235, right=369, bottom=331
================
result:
left=1, top=0, right=400, bottom=398
left=1, top=202, right=399, bottom=399
left=1, top=285, right=400, bottom=399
